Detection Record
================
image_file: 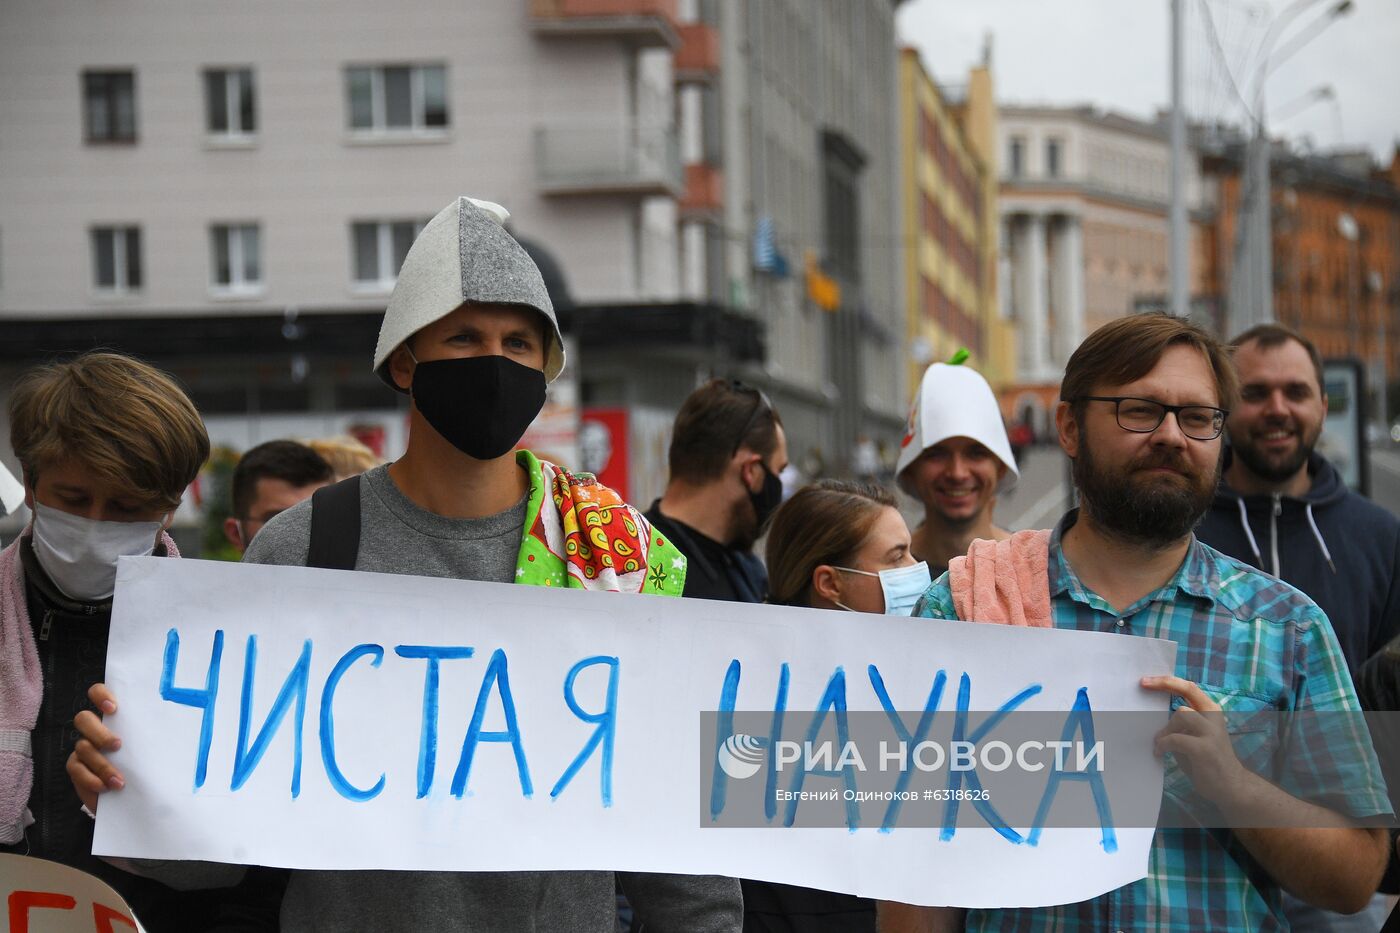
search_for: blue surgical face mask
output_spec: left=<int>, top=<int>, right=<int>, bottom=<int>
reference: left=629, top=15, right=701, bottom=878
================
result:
left=834, top=561, right=932, bottom=616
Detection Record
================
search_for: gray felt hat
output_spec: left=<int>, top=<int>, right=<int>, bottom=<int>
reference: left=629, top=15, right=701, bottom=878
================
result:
left=373, top=196, right=566, bottom=388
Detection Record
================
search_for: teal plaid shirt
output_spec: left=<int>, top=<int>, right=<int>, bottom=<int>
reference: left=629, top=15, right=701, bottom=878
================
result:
left=914, top=511, right=1391, bottom=932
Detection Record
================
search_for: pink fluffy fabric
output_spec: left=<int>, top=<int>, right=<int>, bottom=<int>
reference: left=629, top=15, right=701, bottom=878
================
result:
left=948, top=529, right=1053, bottom=628
left=0, top=530, right=179, bottom=843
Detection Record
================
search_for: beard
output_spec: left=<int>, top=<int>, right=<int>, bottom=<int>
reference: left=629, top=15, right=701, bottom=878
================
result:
left=1073, top=442, right=1219, bottom=549
left=1230, top=418, right=1321, bottom=483
left=730, top=496, right=760, bottom=550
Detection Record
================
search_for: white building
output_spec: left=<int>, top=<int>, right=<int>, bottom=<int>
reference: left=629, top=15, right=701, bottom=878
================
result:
left=0, top=0, right=907, bottom=519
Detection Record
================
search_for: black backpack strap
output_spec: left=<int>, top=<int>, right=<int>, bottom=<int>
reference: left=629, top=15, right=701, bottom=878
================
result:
left=306, top=475, right=362, bottom=570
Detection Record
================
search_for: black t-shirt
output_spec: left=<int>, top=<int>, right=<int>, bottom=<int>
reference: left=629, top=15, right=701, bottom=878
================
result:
left=644, top=502, right=767, bottom=604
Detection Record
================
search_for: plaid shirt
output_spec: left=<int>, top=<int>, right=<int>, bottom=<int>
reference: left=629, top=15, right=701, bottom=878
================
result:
left=914, top=510, right=1391, bottom=932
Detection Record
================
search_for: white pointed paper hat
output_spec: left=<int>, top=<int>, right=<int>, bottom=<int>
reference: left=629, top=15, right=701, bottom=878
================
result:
left=372, top=196, right=566, bottom=389
left=895, top=362, right=1019, bottom=493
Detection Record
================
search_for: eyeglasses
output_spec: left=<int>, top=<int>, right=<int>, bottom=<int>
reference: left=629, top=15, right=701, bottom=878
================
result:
left=1077, top=396, right=1229, bottom=441
left=729, top=380, right=775, bottom=455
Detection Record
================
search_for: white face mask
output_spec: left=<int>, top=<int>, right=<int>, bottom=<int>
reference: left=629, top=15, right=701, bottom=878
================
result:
left=833, top=561, right=932, bottom=616
left=30, top=502, right=164, bottom=602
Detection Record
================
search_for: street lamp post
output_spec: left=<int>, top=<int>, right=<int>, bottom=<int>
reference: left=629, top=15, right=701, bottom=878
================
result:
left=1339, top=211, right=1359, bottom=354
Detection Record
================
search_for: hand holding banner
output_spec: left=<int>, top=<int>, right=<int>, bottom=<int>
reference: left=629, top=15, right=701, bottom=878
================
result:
left=91, top=557, right=1175, bottom=908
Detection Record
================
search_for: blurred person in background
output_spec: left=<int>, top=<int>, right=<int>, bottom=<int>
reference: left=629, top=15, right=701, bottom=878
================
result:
left=308, top=433, right=382, bottom=482
left=896, top=362, right=1019, bottom=577
left=646, top=379, right=788, bottom=603
left=0, top=352, right=278, bottom=929
left=223, top=439, right=334, bottom=555
left=1198, top=324, right=1400, bottom=677
left=741, top=479, right=927, bottom=932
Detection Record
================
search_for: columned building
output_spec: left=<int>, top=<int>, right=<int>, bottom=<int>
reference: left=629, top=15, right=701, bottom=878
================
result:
left=997, top=106, right=1210, bottom=436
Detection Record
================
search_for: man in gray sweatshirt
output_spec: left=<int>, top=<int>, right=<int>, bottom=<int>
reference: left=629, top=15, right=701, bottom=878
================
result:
left=67, top=196, right=742, bottom=932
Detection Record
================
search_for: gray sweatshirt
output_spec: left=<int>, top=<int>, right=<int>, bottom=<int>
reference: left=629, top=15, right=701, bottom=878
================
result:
left=131, top=465, right=742, bottom=932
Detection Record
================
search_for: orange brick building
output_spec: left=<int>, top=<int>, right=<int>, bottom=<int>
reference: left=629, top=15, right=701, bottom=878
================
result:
left=1200, top=143, right=1400, bottom=393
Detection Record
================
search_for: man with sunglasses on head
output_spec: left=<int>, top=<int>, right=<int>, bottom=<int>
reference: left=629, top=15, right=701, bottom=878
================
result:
left=884, top=313, right=1390, bottom=932
left=646, top=379, right=788, bottom=603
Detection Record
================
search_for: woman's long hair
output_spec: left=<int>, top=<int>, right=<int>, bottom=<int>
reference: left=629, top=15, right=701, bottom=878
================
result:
left=765, top=479, right=896, bottom=607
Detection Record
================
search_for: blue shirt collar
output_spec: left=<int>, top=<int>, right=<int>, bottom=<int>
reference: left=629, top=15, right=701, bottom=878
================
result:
left=1048, top=509, right=1220, bottom=612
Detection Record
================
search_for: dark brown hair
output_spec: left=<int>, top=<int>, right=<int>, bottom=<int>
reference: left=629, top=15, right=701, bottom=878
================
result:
left=1230, top=323, right=1326, bottom=395
left=9, top=351, right=210, bottom=509
left=765, top=480, right=896, bottom=607
left=231, top=440, right=334, bottom=518
left=1060, top=313, right=1238, bottom=416
left=668, top=378, right=783, bottom=484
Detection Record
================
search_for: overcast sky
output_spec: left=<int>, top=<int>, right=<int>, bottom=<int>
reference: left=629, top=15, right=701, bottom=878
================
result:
left=897, top=0, right=1400, bottom=163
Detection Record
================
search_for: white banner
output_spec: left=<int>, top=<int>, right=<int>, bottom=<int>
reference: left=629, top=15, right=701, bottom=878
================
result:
left=93, top=558, right=1174, bottom=908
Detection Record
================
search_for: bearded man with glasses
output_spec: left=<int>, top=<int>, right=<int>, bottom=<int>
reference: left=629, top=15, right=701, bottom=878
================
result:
left=884, top=313, right=1391, bottom=933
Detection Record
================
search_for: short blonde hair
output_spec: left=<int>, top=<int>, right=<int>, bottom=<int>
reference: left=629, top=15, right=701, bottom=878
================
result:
left=9, top=352, right=210, bottom=509
left=307, top=434, right=381, bottom=481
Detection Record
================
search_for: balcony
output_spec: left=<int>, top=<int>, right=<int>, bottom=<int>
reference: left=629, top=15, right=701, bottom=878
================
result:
left=673, top=23, right=719, bottom=83
left=535, top=123, right=682, bottom=198
left=679, top=163, right=722, bottom=217
left=529, top=0, right=679, bottom=48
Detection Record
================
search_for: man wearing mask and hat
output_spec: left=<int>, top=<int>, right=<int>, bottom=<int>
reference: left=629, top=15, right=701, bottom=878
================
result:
left=67, top=197, right=742, bottom=932
left=646, top=379, right=788, bottom=603
left=895, top=361, right=1020, bottom=577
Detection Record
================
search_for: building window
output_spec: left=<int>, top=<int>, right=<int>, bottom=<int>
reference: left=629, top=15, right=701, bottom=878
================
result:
left=1008, top=137, right=1024, bottom=177
left=83, top=70, right=136, bottom=143
left=204, top=68, right=256, bottom=137
left=346, top=65, right=448, bottom=133
left=210, top=224, right=262, bottom=292
left=352, top=220, right=427, bottom=288
left=1046, top=139, right=1061, bottom=178
left=91, top=226, right=142, bottom=291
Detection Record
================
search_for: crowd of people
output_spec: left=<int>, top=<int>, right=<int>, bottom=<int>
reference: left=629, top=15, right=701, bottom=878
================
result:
left=1, top=193, right=1398, bottom=932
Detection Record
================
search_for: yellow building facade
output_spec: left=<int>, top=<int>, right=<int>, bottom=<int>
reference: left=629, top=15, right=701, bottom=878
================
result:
left=898, top=48, right=1012, bottom=393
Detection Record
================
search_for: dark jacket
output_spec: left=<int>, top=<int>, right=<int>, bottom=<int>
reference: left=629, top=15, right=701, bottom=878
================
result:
left=1196, top=451, right=1400, bottom=677
left=644, top=501, right=768, bottom=603
left=1355, top=640, right=1400, bottom=893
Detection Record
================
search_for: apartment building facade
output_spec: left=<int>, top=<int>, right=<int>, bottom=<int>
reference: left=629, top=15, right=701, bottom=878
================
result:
left=0, top=0, right=908, bottom=512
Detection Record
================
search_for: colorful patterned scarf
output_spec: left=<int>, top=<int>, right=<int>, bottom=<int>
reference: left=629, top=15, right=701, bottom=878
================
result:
left=513, top=450, right=686, bottom=596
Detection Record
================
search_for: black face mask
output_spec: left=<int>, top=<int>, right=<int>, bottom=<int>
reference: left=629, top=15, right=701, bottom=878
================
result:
left=748, top=460, right=784, bottom=531
left=410, top=354, right=547, bottom=461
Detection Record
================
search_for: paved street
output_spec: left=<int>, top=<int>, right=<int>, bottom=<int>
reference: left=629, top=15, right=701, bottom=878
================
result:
left=997, top=442, right=1400, bottom=532
left=998, top=445, right=1074, bottom=531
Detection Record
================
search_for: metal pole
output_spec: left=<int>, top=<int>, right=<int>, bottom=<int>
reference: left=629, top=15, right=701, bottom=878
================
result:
left=1169, top=0, right=1189, bottom=319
